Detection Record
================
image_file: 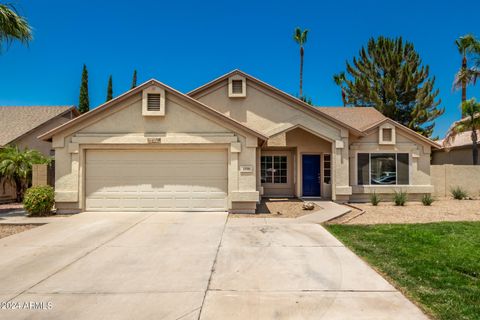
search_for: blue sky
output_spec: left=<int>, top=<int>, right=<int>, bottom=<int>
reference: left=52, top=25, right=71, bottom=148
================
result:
left=1, top=0, right=479, bottom=138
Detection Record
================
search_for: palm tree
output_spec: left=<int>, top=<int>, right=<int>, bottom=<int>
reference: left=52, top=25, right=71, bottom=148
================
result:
left=0, top=146, right=50, bottom=202
left=333, top=72, right=347, bottom=106
left=444, top=99, right=480, bottom=165
left=453, top=34, right=480, bottom=114
left=0, top=3, right=32, bottom=51
left=293, top=27, right=308, bottom=98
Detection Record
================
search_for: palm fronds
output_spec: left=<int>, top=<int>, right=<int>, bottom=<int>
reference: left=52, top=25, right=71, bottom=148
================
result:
left=0, top=4, right=32, bottom=51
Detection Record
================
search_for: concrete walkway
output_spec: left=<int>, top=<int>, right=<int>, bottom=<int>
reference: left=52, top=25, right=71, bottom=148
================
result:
left=0, top=212, right=427, bottom=319
left=297, top=201, right=351, bottom=223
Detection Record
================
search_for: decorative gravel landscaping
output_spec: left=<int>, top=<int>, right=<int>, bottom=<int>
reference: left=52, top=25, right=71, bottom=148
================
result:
left=230, top=198, right=319, bottom=218
left=330, top=200, right=480, bottom=224
left=0, top=224, right=38, bottom=240
left=326, top=222, right=480, bottom=320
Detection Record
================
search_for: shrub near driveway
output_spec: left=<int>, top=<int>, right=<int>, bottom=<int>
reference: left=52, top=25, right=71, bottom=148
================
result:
left=326, top=222, right=480, bottom=320
left=23, top=185, right=55, bottom=217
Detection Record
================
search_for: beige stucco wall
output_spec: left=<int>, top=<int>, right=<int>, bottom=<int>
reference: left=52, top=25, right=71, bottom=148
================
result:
left=193, top=80, right=351, bottom=200
left=432, top=148, right=475, bottom=165
left=349, top=129, right=433, bottom=202
left=52, top=86, right=259, bottom=213
left=431, top=165, right=480, bottom=198
left=13, top=113, right=73, bottom=156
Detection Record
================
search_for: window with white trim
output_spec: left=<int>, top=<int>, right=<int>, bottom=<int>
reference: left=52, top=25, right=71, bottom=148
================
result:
left=261, top=156, right=287, bottom=184
left=323, top=154, right=331, bottom=184
left=357, top=153, right=409, bottom=185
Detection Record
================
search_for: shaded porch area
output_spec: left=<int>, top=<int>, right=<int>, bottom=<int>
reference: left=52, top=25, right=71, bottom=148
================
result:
left=258, top=127, right=334, bottom=200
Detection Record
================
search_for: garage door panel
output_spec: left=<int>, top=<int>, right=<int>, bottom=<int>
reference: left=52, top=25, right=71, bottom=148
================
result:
left=86, top=150, right=228, bottom=212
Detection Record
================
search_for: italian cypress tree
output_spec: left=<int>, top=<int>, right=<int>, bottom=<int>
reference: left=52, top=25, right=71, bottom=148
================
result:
left=78, top=64, right=89, bottom=114
left=106, top=75, right=113, bottom=101
left=333, top=36, right=444, bottom=137
left=131, top=69, right=137, bottom=89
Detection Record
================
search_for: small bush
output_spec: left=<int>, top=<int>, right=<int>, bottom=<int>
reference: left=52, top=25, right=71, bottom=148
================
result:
left=23, top=186, right=55, bottom=217
left=393, top=190, right=407, bottom=206
left=370, top=191, right=381, bottom=206
left=421, top=194, right=434, bottom=206
left=451, top=186, right=468, bottom=200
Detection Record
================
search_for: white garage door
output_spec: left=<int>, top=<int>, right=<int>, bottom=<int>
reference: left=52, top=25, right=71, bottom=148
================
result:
left=85, top=149, right=228, bottom=212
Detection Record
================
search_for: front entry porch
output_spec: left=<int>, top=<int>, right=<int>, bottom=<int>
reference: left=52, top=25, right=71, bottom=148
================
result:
left=259, top=127, right=333, bottom=200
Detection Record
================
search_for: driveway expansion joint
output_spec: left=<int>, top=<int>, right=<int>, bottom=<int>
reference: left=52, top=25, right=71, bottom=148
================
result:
left=197, top=214, right=229, bottom=320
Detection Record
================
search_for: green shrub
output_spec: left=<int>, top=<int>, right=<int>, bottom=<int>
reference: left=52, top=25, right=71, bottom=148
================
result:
left=422, top=194, right=434, bottom=206
left=451, top=186, right=468, bottom=200
left=393, top=190, right=407, bottom=206
left=370, top=191, right=381, bottom=206
left=23, top=186, right=55, bottom=217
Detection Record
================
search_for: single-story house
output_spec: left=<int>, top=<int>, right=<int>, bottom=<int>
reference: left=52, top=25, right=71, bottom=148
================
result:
left=40, top=70, right=439, bottom=213
left=0, top=106, right=79, bottom=202
left=432, top=130, right=479, bottom=165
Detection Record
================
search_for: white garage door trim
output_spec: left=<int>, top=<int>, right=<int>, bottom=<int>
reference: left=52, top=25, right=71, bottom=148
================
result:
left=85, top=149, right=228, bottom=212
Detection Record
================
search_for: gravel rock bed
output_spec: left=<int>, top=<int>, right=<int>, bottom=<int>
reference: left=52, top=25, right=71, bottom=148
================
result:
left=329, top=200, right=480, bottom=224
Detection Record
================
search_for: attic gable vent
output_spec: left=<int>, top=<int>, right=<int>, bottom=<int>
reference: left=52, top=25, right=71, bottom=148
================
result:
left=232, top=80, right=243, bottom=94
left=228, top=75, right=246, bottom=98
left=142, top=86, right=165, bottom=116
left=147, top=94, right=161, bottom=111
left=379, top=124, right=395, bottom=145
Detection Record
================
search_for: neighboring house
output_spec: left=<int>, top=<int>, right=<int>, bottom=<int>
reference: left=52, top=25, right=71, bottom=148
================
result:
left=0, top=106, right=79, bottom=202
left=432, top=130, right=479, bottom=165
left=39, top=70, right=439, bottom=213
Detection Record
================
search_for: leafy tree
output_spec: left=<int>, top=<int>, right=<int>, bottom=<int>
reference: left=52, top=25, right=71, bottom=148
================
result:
left=453, top=34, right=480, bottom=115
left=78, top=64, right=89, bottom=114
left=334, top=36, right=444, bottom=137
left=131, top=69, right=137, bottom=89
left=0, top=3, right=32, bottom=51
left=106, top=75, right=113, bottom=101
left=444, top=99, right=480, bottom=165
left=0, top=145, right=50, bottom=202
left=332, top=72, right=347, bottom=106
left=293, top=27, right=308, bottom=98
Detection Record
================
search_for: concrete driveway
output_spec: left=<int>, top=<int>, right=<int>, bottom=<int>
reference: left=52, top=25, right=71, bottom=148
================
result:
left=0, top=212, right=427, bottom=320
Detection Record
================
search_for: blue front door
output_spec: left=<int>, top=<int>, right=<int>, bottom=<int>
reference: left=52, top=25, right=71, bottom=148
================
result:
left=302, top=155, right=321, bottom=197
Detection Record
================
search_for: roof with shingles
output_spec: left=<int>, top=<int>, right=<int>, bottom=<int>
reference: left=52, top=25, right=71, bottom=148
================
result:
left=0, top=106, right=76, bottom=146
left=315, top=107, right=387, bottom=132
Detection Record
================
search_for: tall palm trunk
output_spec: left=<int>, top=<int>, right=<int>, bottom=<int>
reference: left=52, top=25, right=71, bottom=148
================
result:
left=472, top=129, right=479, bottom=165
left=14, top=176, right=23, bottom=202
left=299, top=46, right=304, bottom=97
left=461, top=55, right=467, bottom=117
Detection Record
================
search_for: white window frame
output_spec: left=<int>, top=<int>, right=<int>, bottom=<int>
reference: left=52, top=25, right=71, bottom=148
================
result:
left=356, top=152, right=411, bottom=186
left=261, top=155, right=288, bottom=185
left=323, top=153, right=331, bottom=184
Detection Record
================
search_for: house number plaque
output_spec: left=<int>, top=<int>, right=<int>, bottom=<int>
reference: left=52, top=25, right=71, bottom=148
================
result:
left=147, top=137, right=162, bottom=144
left=240, top=165, right=253, bottom=173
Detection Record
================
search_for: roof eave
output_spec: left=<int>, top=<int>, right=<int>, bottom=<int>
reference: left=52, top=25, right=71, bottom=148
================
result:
left=39, top=79, right=267, bottom=142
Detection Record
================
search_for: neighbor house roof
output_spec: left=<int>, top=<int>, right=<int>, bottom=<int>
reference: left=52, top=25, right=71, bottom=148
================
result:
left=0, top=106, right=78, bottom=146
left=316, top=107, right=386, bottom=131
left=438, top=130, right=479, bottom=149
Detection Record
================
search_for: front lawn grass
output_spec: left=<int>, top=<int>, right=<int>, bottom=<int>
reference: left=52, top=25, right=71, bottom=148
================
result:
left=325, top=222, right=480, bottom=320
